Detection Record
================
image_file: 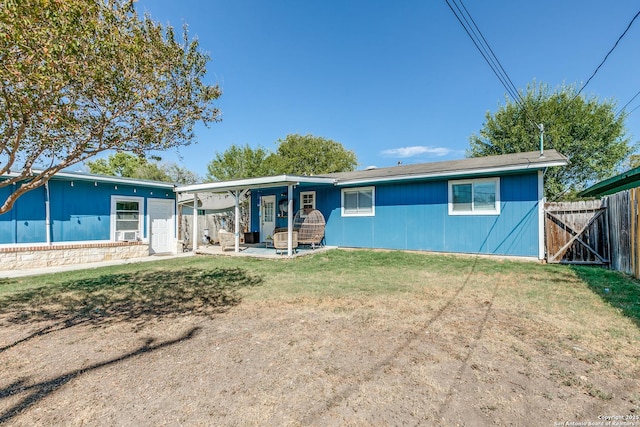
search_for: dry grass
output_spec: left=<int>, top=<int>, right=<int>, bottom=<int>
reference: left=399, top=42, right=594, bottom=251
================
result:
left=0, top=249, right=639, bottom=426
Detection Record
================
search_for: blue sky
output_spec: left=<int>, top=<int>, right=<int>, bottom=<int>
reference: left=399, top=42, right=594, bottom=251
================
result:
left=131, top=0, right=640, bottom=177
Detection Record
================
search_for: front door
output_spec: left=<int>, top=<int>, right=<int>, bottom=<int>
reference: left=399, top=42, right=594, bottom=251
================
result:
left=261, top=195, right=276, bottom=241
left=148, top=198, right=175, bottom=254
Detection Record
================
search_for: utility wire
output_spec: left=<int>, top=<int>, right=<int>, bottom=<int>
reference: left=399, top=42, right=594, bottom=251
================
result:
left=445, top=0, right=521, bottom=107
left=445, top=0, right=541, bottom=134
left=575, top=8, right=640, bottom=99
left=628, top=103, right=640, bottom=116
left=458, top=1, right=521, bottom=106
left=617, top=87, right=640, bottom=116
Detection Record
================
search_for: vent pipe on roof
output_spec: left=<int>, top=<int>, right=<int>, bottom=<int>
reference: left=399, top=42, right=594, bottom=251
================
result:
left=538, top=123, right=545, bottom=158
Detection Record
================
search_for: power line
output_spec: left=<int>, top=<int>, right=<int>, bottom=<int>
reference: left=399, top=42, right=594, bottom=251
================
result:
left=458, top=1, right=521, bottom=105
left=575, top=8, right=640, bottom=99
left=628, top=103, right=640, bottom=116
left=617, top=87, right=640, bottom=116
left=444, top=0, right=522, bottom=107
left=445, top=0, right=542, bottom=135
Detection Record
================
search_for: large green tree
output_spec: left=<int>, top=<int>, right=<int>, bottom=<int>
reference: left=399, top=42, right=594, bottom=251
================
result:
left=206, top=135, right=358, bottom=181
left=0, top=0, right=220, bottom=213
left=468, top=82, right=632, bottom=200
left=268, top=134, right=357, bottom=175
left=87, top=152, right=200, bottom=184
left=206, top=144, right=271, bottom=181
left=87, top=152, right=169, bottom=181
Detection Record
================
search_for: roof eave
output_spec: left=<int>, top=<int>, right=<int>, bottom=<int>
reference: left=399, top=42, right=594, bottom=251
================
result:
left=578, top=166, right=640, bottom=197
left=4, top=170, right=177, bottom=189
left=335, top=160, right=567, bottom=186
left=175, top=175, right=336, bottom=194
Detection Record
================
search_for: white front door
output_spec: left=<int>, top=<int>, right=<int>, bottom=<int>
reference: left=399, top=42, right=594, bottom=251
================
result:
left=148, top=198, right=175, bottom=254
left=261, top=195, right=276, bottom=241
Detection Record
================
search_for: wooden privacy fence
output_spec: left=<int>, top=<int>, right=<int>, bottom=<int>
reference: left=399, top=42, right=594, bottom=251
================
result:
left=545, top=188, right=640, bottom=279
left=545, top=200, right=609, bottom=265
left=605, top=188, right=640, bottom=277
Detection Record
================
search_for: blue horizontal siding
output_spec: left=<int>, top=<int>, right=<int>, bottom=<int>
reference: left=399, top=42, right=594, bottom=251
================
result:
left=0, top=177, right=175, bottom=245
left=323, top=172, right=541, bottom=257
left=248, top=172, right=541, bottom=257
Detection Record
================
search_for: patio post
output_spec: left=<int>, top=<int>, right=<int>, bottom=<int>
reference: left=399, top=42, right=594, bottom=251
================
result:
left=287, top=184, right=294, bottom=256
left=193, top=192, right=198, bottom=251
left=234, top=190, right=240, bottom=253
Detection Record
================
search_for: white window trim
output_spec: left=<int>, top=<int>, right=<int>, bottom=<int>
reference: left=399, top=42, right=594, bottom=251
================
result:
left=300, top=191, right=316, bottom=211
left=448, top=177, right=500, bottom=216
left=110, top=195, right=145, bottom=242
left=341, top=186, right=375, bottom=217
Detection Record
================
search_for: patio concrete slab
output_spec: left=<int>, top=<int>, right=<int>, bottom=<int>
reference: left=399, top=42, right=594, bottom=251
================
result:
left=194, top=243, right=335, bottom=259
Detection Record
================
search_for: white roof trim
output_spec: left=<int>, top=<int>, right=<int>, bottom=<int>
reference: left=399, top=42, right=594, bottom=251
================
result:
left=335, top=160, right=568, bottom=186
left=175, top=174, right=336, bottom=194
left=4, top=170, right=176, bottom=189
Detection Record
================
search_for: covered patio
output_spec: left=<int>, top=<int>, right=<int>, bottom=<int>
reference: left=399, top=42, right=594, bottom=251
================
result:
left=174, top=175, right=336, bottom=257
left=194, top=241, right=335, bottom=259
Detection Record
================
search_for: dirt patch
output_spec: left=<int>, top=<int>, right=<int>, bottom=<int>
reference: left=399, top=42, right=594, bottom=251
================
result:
left=1, top=283, right=639, bottom=426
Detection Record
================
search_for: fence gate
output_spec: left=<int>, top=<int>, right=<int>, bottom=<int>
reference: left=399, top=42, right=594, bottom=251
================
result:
left=544, top=200, right=609, bottom=265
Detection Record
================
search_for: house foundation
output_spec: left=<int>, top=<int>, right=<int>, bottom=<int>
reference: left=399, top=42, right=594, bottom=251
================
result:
left=0, top=242, right=149, bottom=271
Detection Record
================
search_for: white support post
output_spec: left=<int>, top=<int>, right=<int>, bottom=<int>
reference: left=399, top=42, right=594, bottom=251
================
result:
left=193, top=192, right=199, bottom=252
left=234, top=190, right=240, bottom=253
left=287, top=184, right=294, bottom=257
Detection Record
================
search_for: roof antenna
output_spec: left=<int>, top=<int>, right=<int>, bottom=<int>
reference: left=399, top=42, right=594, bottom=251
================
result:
left=538, top=123, right=545, bottom=158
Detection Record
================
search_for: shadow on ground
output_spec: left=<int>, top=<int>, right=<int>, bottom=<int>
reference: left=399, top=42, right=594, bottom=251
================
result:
left=571, top=265, right=640, bottom=328
left=0, top=267, right=262, bottom=351
left=0, top=327, right=201, bottom=424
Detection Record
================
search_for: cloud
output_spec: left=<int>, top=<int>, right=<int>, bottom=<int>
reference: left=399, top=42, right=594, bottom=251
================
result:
left=380, top=146, right=453, bottom=158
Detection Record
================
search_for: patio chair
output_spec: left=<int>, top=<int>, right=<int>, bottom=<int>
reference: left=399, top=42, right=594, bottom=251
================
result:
left=273, top=230, right=298, bottom=254
left=293, top=209, right=326, bottom=248
left=217, top=230, right=236, bottom=251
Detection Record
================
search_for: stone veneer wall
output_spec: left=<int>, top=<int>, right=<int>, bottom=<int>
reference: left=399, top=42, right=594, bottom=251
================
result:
left=0, top=242, right=149, bottom=271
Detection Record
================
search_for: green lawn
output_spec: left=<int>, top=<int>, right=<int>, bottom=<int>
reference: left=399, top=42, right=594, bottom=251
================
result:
left=1, top=249, right=638, bottom=329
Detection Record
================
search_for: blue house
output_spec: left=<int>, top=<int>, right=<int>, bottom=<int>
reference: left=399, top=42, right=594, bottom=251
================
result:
left=176, top=150, right=567, bottom=259
left=0, top=171, right=177, bottom=269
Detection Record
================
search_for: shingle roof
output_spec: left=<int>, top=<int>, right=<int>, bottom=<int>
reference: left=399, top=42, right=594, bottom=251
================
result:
left=175, top=149, right=567, bottom=194
left=579, top=166, right=640, bottom=197
left=320, top=149, right=567, bottom=185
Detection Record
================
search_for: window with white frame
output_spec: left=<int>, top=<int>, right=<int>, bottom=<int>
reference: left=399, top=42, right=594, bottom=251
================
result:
left=341, top=186, right=375, bottom=217
left=448, top=178, right=500, bottom=215
left=300, top=191, right=316, bottom=211
left=111, top=196, right=144, bottom=241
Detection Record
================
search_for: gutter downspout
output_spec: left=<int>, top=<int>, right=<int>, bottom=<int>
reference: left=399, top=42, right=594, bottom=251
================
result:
left=45, top=181, right=51, bottom=245
left=538, top=170, right=546, bottom=260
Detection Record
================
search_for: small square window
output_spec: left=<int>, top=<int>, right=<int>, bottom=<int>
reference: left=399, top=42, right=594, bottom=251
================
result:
left=448, top=178, right=500, bottom=215
left=112, top=196, right=144, bottom=241
left=300, top=191, right=316, bottom=210
left=341, top=186, right=375, bottom=217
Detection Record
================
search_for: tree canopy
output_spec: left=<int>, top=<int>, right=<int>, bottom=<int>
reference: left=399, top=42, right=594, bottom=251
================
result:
left=468, top=82, right=632, bottom=200
left=0, top=0, right=219, bottom=213
left=206, top=134, right=358, bottom=181
left=206, top=144, right=271, bottom=181
left=87, top=152, right=200, bottom=184
left=269, top=134, right=358, bottom=176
